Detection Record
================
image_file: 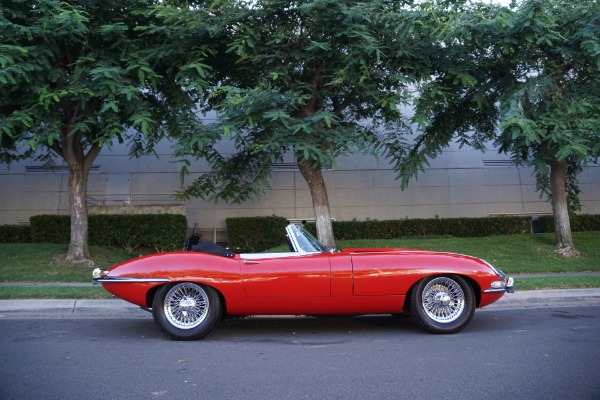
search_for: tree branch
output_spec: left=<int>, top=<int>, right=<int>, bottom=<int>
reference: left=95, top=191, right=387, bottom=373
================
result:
left=333, top=91, right=356, bottom=116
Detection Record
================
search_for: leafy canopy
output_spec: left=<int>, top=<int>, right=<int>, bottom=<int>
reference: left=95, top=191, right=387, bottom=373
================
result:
left=0, top=0, right=212, bottom=164
left=174, top=0, right=434, bottom=202
left=394, top=0, right=600, bottom=190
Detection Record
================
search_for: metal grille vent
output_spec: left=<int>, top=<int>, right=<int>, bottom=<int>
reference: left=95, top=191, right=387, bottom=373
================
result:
left=25, top=165, right=100, bottom=173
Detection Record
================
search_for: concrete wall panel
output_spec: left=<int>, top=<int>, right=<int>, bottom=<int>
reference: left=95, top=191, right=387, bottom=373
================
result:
left=448, top=169, right=484, bottom=187
left=1, top=142, right=598, bottom=233
left=409, top=169, right=449, bottom=188
left=413, top=186, right=451, bottom=205
left=484, top=168, right=521, bottom=186
left=485, top=185, right=523, bottom=203
left=450, top=185, right=487, bottom=205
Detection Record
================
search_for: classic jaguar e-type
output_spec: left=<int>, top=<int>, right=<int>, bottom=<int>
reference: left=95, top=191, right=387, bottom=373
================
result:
left=93, top=224, right=514, bottom=340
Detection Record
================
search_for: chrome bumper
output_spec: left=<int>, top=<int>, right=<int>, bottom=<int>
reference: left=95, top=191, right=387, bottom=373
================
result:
left=484, top=276, right=515, bottom=293
left=92, top=268, right=106, bottom=285
left=92, top=268, right=170, bottom=285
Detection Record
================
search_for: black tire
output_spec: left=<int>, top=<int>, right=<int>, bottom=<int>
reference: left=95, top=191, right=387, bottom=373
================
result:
left=152, top=282, right=222, bottom=340
left=410, top=275, right=475, bottom=334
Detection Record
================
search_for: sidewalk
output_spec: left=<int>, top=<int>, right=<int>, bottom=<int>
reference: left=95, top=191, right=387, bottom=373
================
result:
left=0, top=288, right=599, bottom=318
left=481, top=288, right=600, bottom=310
left=0, top=298, right=150, bottom=318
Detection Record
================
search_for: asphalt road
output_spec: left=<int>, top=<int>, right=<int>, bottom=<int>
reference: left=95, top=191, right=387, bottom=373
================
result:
left=1, top=306, right=599, bottom=400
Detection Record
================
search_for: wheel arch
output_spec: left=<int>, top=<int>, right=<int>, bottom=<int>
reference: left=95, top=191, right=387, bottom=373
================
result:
left=405, top=273, right=482, bottom=310
left=146, top=284, right=164, bottom=308
left=461, top=275, right=482, bottom=307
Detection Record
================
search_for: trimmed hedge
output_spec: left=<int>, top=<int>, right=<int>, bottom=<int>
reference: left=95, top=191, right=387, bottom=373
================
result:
left=30, top=215, right=70, bottom=243
left=88, top=214, right=188, bottom=252
left=538, top=214, right=600, bottom=233
left=29, top=214, right=187, bottom=252
left=0, top=225, right=32, bottom=243
left=226, top=216, right=288, bottom=253
left=17, top=213, right=600, bottom=252
left=323, top=216, right=532, bottom=240
left=225, top=215, right=534, bottom=252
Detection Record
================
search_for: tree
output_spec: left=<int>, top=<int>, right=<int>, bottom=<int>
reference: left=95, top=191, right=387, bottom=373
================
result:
left=395, top=0, right=600, bottom=257
left=0, top=0, right=210, bottom=262
left=497, top=0, right=600, bottom=257
left=174, top=0, right=432, bottom=248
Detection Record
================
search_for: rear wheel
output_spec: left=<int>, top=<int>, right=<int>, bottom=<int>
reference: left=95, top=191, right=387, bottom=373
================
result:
left=410, top=275, right=475, bottom=334
left=152, top=282, right=222, bottom=340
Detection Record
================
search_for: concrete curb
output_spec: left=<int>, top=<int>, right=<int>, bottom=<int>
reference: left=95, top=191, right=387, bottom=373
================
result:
left=0, top=289, right=599, bottom=318
left=0, top=298, right=149, bottom=319
left=480, top=288, right=600, bottom=311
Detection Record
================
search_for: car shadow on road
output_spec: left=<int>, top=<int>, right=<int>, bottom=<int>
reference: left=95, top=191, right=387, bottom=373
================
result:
left=210, top=315, right=423, bottom=342
left=84, top=311, right=515, bottom=341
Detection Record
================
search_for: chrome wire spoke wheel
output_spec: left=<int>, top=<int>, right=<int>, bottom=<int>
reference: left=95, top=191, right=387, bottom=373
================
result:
left=163, top=283, right=209, bottom=330
left=421, top=277, right=465, bottom=323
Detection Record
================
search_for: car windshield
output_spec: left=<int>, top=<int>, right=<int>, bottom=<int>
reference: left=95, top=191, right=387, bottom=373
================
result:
left=288, top=224, right=328, bottom=253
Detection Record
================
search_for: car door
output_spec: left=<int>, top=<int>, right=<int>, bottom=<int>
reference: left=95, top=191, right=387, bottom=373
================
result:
left=241, top=254, right=331, bottom=298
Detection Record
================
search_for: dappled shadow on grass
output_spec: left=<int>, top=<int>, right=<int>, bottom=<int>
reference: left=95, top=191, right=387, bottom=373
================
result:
left=0, top=244, right=133, bottom=283
left=50, top=246, right=132, bottom=270
left=528, top=233, right=556, bottom=247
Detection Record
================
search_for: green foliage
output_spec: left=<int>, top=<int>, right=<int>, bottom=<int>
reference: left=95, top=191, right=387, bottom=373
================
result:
left=404, top=0, right=600, bottom=192
left=0, top=0, right=212, bottom=258
left=29, top=214, right=187, bottom=252
left=226, top=216, right=288, bottom=253
left=302, top=216, right=532, bottom=241
left=0, top=0, right=210, bottom=163
left=0, top=225, right=32, bottom=243
left=495, top=0, right=600, bottom=169
left=173, top=0, right=430, bottom=203
left=391, top=0, right=599, bottom=255
left=539, top=214, right=600, bottom=234
left=88, top=214, right=188, bottom=252
left=30, top=215, right=71, bottom=244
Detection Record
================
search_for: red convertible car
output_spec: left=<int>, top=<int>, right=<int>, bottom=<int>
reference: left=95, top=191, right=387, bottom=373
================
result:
left=93, top=224, right=514, bottom=340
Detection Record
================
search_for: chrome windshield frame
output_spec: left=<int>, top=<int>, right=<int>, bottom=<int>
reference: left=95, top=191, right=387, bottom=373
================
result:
left=285, top=224, right=328, bottom=254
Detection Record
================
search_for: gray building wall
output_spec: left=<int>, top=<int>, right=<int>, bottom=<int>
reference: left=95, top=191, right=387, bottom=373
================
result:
left=1, top=139, right=599, bottom=241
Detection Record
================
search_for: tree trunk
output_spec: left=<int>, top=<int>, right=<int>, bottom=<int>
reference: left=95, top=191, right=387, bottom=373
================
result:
left=61, top=132, right=101, bottom=264
left=550, top=159, right=580, bottom=258
left=297, top=159, right=335, bottom=249
left=66, top=162, right=91, bottom=262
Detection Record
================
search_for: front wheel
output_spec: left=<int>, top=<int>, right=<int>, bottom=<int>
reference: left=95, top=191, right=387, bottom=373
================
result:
left=152, top=282, right=222, bottom=340
left=410, top=275, right=475, bottom=334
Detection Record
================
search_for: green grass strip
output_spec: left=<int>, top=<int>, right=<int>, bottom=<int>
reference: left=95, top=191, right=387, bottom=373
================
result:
left=514, top=276, right=600, bottom=291
left=0, top=286, right=114, bottom=300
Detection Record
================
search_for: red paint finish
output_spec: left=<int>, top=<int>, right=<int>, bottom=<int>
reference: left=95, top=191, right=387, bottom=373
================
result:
left=241, top=254, right=331, bottom=298
left=350, top=250, right=497, bottom=296
left=100, top=248, right=509, bottom=315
